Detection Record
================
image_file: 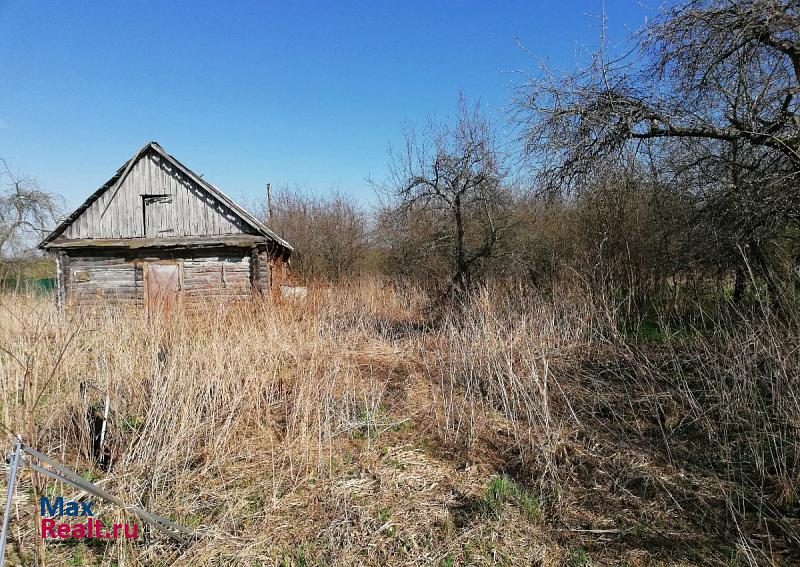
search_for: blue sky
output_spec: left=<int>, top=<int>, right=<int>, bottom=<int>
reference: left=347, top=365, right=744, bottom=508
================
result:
left=0, top=1, right=652, bottom=211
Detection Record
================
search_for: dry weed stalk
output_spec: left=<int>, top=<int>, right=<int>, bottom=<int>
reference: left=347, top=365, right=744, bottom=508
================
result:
left=0, top=278, right=796, bottom=565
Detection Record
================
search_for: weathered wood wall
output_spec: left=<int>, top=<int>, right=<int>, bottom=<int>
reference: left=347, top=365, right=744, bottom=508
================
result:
left=182, top=254, right=251, bottom=302
left=62, top=150, right=255, bottom=240
left=60, top=247, right=278, bottom=307
left=67, top=254, right=140, bottom=306
left=250, top=245, right=290, bottom=299
left=251, top=247, right=271, bottom=296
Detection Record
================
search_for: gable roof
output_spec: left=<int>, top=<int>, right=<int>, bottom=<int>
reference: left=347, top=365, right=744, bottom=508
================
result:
left=39, top=141, right=293, bottom=253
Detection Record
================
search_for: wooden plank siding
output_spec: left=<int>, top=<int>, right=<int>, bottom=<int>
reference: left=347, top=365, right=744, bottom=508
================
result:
left=62, top=248, right=278, bottom=307
left=62, top=151, right=255, bottom=240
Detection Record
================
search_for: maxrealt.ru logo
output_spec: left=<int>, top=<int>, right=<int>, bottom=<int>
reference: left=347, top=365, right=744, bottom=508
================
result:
left=39, top=496, right=138, bottom=540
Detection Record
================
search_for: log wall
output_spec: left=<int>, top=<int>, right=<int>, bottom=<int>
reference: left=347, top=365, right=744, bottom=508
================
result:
left=182, top=254, right=251, bottom=302
left=250, top=244, right=289, bottom=299
left=60, top=246, right=284, bottom=308
left=67, top=254, right=140, bottom=306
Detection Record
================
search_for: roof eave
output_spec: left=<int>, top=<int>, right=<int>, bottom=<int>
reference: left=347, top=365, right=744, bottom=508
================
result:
left=44, top=235, right=272, bottom=250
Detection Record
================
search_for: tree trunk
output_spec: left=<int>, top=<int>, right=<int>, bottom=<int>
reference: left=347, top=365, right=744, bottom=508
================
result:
left=453, top=194, right=469, bottom=292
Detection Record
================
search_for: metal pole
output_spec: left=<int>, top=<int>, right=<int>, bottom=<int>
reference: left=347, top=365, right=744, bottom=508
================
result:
left=22, top=445, right=192, bottom=543
left=0, top=440, right=22, bottom=567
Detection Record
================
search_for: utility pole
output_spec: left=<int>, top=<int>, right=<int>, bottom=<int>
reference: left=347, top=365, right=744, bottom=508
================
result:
left=266, top=183, right=273, bottom=224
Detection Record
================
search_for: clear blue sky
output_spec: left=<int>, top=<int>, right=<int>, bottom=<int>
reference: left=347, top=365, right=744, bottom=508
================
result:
left=0, top=1, right=652, bottom=211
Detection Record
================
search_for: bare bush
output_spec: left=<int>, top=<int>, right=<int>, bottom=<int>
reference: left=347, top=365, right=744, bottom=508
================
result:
left=264, top=187, right=369, bottom=283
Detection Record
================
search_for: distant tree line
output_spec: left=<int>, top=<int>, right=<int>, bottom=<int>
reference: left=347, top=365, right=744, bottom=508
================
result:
left=267, top=0, right=799, bottom=315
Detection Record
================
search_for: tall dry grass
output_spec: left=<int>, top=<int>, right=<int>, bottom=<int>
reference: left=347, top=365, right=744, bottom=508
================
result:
left=427, top=285, right=800, bottom=564
left=0, top=279, right=797, bottom=565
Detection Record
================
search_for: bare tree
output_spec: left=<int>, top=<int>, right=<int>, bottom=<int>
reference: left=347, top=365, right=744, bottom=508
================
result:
left=0, top=158, right=61, bottom=257
left=514, top=0, right=800, bottom=303
left=380, top=97, right=513, bottom=294
left=517, top=0, right=800, bottom=176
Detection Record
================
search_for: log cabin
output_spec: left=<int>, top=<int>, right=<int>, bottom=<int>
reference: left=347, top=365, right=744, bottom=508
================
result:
left=38, top=142, right=293, bottom=309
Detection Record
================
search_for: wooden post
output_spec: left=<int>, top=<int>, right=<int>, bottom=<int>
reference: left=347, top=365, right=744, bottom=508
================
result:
left=55, top=253, right=64, bottom=309
left=266, top=183, right=273, bottom=224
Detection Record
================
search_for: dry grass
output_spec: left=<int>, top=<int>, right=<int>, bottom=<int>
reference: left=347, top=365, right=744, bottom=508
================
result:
left=0, top=279, right=798, bottom=566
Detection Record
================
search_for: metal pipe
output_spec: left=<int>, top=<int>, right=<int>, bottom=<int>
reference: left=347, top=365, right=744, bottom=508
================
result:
left=0, top=441, right=22, bottom=567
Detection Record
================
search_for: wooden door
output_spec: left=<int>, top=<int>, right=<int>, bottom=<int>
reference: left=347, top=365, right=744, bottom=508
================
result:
left=146, top=263, right=180, bottom=314
left=143, top=195, right=174, bottom=238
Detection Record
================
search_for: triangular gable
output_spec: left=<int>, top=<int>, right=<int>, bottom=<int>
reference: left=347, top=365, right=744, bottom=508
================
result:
left=39, top=142, right=292, bottom=251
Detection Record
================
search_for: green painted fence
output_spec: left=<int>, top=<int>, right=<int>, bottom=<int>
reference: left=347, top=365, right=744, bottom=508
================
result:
left=0, top=277, right=55, bottom=295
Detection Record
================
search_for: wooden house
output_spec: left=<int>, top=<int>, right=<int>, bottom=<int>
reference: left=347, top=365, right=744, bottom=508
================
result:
left=39, top=142, right=293, bottom=309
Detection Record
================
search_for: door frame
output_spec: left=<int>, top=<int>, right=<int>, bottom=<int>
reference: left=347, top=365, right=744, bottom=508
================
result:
left=142, top=260, right=183, bottom=314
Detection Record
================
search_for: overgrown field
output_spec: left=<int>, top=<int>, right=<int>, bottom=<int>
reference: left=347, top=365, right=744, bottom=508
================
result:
left=0, top=281, right=798, bottom=566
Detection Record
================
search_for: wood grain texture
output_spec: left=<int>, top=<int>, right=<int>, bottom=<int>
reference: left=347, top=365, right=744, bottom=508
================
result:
left=63, top=247, right=262, bottom=307
left=62, top=151, right=256, bottom=240
left=46, top=235, right=269, bottom=249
